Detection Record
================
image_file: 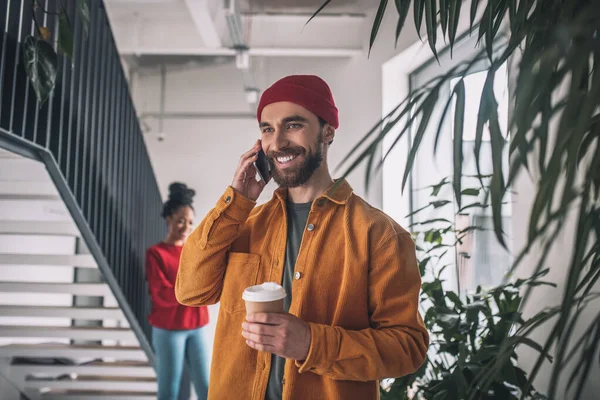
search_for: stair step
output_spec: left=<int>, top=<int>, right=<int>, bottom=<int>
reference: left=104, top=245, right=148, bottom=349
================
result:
left=0, top=343, right=147, bottom=360
left=0, top=305, right=123, bottom=319
left=38, top=389, right=156, bottom=400
left=10, top=361, right=154, bottom=379
left=0, top=159, right=48, bottom=181
left=0, top=221, right=79, bottom=236
left=0, top=193, right=60, bottom=201
left=0, top=180, right=57, bottom=197
left=0, top=254, right=96, bottom=268
left=25, top=375, right=157, bottom=392
left=0, top=282, right=111, bottom=295
left=0, top=326, right=135, bottom=341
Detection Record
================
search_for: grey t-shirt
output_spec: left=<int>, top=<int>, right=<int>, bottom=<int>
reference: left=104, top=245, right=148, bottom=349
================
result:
left=265, top=201, right=312, bottom=400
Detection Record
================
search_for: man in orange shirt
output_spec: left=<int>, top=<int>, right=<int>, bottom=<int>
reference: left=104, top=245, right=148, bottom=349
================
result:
left=176, top=75, right=429, bottom=400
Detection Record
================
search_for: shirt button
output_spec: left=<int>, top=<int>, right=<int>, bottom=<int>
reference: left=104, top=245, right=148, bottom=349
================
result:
left=294, top=271, right=302, bottom=280
left=225, top=195, right=231, bottom=203
left=306, top=223, right=315, bottom=231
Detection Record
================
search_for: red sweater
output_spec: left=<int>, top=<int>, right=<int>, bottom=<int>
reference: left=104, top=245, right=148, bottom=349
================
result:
left=145, top=242, right=209, bottom=330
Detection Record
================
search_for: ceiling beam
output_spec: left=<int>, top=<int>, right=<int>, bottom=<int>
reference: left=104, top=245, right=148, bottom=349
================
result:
left=184, top=0, right=222, bottom=49
left=119, top=46, right=362, bottom=58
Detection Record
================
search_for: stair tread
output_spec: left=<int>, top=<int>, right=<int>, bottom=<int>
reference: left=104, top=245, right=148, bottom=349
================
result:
left=0, top=253, right=96, bottom=267
left=0, top=325, right=130, bottom=331
left=0, top=281, right=111, bottom=295
left=0, top=325, right=134, bottom=340
left=41, top=389, right=157, bottom=394
left=0, top=220, right=79, bottom=236
left=0, top=304, right=121, bottom=311
left=12, top=360, right=151, bottom=368
left=1, top=343, right=141, bottom=350
left=0, top=281, right=107, bottom=286
left=0, top=305, right=123, bottom=320
left=27, top=375, right=156, bottom=382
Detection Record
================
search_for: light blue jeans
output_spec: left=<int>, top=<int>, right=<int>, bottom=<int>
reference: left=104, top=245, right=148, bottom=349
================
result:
left=152, top=326, right=209, bottom=400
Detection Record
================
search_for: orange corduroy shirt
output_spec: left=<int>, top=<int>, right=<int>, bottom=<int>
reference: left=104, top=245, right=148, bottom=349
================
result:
left=175, top=180, right=429, bottom=400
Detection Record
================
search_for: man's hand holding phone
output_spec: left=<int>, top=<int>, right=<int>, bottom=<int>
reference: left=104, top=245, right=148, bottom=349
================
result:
left=231, top=140, right=270, bottom=201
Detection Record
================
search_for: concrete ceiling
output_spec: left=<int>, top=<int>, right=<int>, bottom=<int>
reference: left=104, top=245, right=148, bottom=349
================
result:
left=104, top=0, right=376, bottom=111
left=104, top=0, right=372, bottom=64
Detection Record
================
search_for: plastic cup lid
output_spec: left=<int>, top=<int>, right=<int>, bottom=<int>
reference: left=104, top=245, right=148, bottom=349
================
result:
left=242, top=282, right=287, bottom=302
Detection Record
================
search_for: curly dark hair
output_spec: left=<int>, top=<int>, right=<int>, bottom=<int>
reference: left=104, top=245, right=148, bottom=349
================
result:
left=161, top=182, right=195, bottom=219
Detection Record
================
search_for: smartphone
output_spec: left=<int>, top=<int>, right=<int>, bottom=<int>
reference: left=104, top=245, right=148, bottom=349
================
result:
left=253, top=148, right=271, bottom=183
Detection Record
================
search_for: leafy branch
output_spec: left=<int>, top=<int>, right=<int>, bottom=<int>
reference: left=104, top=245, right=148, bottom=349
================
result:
left=310, top=1, right=600, bottom=398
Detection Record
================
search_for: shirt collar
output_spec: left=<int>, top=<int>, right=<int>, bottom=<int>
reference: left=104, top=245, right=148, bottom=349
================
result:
left=273, top=179, right=353, bottom=205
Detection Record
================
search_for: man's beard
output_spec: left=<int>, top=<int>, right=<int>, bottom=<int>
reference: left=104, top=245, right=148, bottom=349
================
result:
left=267, top=132, right=324, bottom=189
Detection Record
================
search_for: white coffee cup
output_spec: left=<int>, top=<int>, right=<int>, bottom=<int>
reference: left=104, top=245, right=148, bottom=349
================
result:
left=242, top=282, right=287, bottom=316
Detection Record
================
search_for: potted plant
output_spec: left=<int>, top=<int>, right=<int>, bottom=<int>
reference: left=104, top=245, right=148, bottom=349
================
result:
left=381, top=178, right=551, bottom=399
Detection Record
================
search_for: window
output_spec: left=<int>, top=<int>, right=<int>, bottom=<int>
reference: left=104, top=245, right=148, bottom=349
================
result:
left=385, top=34, right=512, bottom=295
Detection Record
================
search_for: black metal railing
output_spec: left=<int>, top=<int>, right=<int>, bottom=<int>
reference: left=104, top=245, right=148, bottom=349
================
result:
left=0, top=0, right=165, bottom=362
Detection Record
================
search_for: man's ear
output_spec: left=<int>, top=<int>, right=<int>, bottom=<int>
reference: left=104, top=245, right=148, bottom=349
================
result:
left=323, top=125, right=335, bottom=146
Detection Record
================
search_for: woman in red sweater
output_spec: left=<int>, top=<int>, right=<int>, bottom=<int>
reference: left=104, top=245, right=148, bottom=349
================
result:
left=146, top=182, right=209, bottom=400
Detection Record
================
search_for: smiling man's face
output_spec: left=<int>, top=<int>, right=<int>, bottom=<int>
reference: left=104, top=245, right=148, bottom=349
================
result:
left=259, top=101, right=326, bottom=189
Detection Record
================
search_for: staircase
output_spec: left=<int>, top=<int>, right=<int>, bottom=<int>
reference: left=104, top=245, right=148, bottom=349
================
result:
left=0, top=149, right=156, bottom=399
left=0, top=0, right=168, bottom=397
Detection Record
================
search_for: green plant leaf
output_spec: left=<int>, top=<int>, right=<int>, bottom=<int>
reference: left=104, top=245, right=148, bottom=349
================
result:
left=306, top=0, right=331, bottom=26
left=402, top=89, right=440, bottom=191
left=448, top=0, right=462, bottom=54
left=368, top=0, right=388, bottom=57
left=433, top=200, right=452, bottom=209
left=424, top=0, right=438, bottom=60
left=77, top=0, right=90, bottom=37
left=433, top=88, right=455, bottom=156
left=461, top=188, right=480, bottom=196
left=567, top=315, right=600, bottom=400
left=58, top=9, right=74, bottom=59
left=431, top=177, right=449, bottom=196
left=425, top=229, right=444, bottom=244
left=446, top=290, right=463, bottom=309
left=414, top=0, right=425, bottom=40
left=410, top=218, right=453, bottom=227
left=22, top=35, right=58, bottom=105
left=394, top=0, right=411, bottom=47
left=488, top=111, right=507, bottom=247
left=491, top=0, right=508, bottom=42
left=575, top=257, right=600, bottom=308
left=512, top=336, right=554, bottom=362
left=458, top=202, right=489, bottom=213
left=453, top=79, right=465, bottom=208
left=419, top=256, right=432, bottom=276
left=437, top=312, right=460, bottom=329
left=470, top=0, right=481, bottom=32
left=439, top=0, right=448, bottom=37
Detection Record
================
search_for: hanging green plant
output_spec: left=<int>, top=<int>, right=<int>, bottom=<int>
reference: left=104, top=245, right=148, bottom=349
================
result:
left=22, top=35, right=57, bottom=105
left=23, top=0, right=89, bottom=105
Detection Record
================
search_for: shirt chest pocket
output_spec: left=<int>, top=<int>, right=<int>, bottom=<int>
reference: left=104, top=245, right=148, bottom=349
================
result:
left=220, top=252, right=261, bottom=313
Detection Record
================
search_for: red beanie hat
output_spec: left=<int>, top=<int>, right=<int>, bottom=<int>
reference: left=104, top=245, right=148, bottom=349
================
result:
left=257, top=75, right=339, bottom=129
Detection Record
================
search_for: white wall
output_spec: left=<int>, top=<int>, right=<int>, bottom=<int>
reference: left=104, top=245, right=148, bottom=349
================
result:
left=133, top=1, right=422, bottom=217
left=135, top=57, right=388, bottom=214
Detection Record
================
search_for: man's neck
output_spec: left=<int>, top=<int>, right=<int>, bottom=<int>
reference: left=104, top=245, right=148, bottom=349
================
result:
left=287, top=165, right=334, bottom=204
